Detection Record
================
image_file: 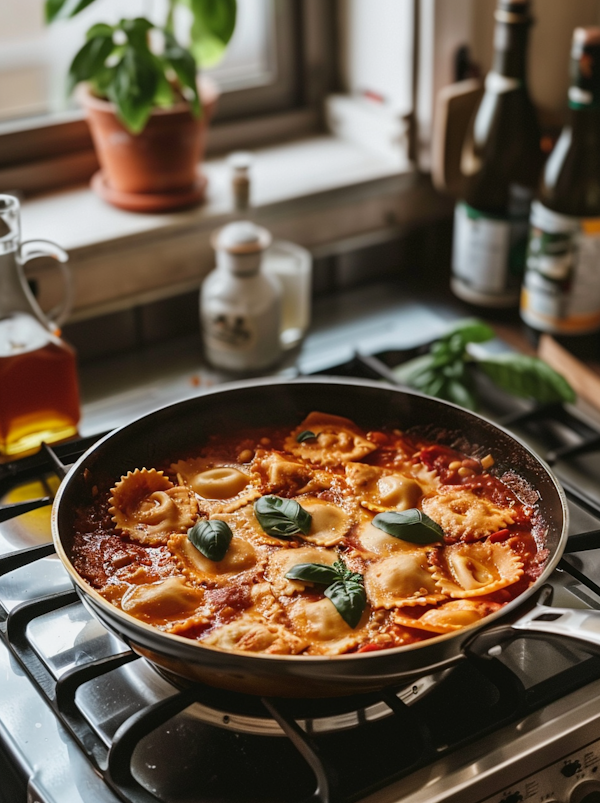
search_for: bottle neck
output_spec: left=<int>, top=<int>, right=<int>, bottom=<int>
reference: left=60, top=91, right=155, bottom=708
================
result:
left=492, top=20, right=530, bottom=82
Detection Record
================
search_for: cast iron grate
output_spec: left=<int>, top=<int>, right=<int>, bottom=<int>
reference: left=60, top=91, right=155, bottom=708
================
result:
left=2, top=357, right=600, bottom=803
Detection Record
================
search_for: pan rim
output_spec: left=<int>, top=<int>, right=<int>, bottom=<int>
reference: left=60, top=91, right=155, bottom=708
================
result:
left=51, top=376, right=570, bottom=665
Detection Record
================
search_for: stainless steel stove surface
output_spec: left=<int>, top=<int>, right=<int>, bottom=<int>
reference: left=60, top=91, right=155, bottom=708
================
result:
left=4, top=285, right=600, bottom=803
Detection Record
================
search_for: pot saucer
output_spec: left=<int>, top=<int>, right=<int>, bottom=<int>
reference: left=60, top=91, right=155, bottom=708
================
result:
left=91, top=170, right=207, bottom=213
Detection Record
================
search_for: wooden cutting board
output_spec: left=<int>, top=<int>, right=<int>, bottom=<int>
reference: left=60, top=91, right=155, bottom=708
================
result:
left=538, top=335, right=600, bottom=412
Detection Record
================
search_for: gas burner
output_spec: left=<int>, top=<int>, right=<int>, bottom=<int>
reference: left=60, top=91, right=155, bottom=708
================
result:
left=152, top=663, right=451, bottom=736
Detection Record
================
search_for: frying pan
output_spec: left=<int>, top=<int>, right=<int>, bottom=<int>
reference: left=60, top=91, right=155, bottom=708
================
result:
left=51, top=377, right=600, bottom=698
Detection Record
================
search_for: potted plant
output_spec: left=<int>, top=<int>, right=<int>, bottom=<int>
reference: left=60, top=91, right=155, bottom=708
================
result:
left=46, top=0, right=237, bottom=211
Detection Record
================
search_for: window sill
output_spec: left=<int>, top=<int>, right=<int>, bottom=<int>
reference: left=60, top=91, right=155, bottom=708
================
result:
left=21, top=135, right=450, bottom=322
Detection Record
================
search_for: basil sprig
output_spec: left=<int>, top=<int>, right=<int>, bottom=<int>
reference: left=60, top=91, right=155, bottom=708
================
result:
left=393, top=318, right=575, bottom=411
left=188, top=519, right=233, bottom=561
left=296, top=430, right=317, bottom=443
left=372, top=510, right=445, bottom=545
left=254, top=495, right=312, bottom=538
left=285, top=559, right=366, bottom=628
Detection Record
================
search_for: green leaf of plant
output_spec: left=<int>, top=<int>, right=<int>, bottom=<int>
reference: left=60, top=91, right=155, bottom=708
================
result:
left=164, top=32, right=201, bottom=117
left=372, top=510, right=445, bottom=544
left=325, top=578, right=366, bottom=629
left=86, top=22, right=114, bottom=40
left=476, top=354, right=576, bottom=405
left=152, top=58, right=176, bottom=107
left=188, top=519, right=233, bottom=561
left=254, top=495, right=312, bottom=537
left=68, top=34, right=114, bottom=93
left=284, top=562, right=340, bottom=585
left=296, top=430, right=317, bottom=443
left=108, top=46, right=160, bottom=133
left=190, top=0, right=237, bottom=67
left=45, top=0, right=96, bottom=23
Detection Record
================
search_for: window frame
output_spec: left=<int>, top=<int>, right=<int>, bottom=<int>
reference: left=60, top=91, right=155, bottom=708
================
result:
left=0, top=0, right=337, bottom=197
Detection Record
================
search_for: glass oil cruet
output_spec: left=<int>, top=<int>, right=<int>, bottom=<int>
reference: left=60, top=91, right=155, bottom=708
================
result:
left=0, top=194, right=80, bottom=459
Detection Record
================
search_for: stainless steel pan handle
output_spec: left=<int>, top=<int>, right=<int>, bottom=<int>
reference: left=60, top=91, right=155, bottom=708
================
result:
left=511, top=603, right=600, bottom=652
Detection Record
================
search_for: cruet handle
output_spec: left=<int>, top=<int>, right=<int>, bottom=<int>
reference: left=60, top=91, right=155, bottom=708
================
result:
left=17, top=239, right=72, bottom=330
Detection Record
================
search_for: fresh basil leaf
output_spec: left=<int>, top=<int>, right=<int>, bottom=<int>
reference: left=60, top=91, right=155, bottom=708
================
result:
left=188, top=519, right=232, bottom=562
left=46, top=0, right=96, bottom=23
left=164, top=31, right=201, bottom=117
left=68, top=34, right=114, bottom=93
left=325, top=578, right=366, bottom=629
left=296, top=430, right=317, bottom=443
left=254, top=495, right=312, bottom=537
left=442, top=318, right=495, bottom=346
left=476, top=354, right=576, bottom=405
left=285, top=562, right=339, bottom=585
left=445, top=378, right=478, bottom=411
left=373, top=510, right=445, bottom=544
left=393, top=354, right=436, bottom=386
left=108, top=46, right=159, bottom=133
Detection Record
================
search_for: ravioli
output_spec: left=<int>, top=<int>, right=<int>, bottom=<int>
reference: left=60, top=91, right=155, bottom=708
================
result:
left=422, top=487, right=514, bottom=540
left=364, top=550, right=444, bottom=608
left=394, top=599, right=500, bottom=634
left=168, top=532, right=263, bottom=587
left=266, top=546, right=337, bottom=596
left=173, top=458, right=260, bottom=514
left=109, top=468, right=198, bottom=546
left=431, top=542, right=523, bottom=598
left=202, top=614, right=308, bottom=654
left=119, top=577, right=205, bottom=622
left=285, top=412, right=377, bottom=466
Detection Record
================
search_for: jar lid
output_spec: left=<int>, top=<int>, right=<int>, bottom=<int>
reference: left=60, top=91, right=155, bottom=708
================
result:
left=211, top=221, right=272, bottom=254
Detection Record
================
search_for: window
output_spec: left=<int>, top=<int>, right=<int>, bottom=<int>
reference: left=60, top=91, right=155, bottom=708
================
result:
left=0, top=0, right=334, bottom=195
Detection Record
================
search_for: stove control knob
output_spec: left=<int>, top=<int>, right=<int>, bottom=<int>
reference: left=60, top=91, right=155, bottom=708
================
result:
left=570, top=781, right=600, bottom=803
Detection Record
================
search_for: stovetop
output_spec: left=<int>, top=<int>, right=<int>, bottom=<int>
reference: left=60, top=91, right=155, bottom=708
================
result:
left=4, top=285, right=600, bottom=803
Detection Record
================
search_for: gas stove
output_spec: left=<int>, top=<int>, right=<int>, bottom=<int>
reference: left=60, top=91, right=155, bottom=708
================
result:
left=3, top=288, right=600, bottom=803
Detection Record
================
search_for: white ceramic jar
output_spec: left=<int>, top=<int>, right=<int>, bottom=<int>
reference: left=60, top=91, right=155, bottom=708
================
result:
left=200, top=221, right=283, bottom=372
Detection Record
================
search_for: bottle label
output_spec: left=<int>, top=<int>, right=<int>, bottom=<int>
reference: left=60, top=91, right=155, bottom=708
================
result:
left=452, top=190, right=531, bottom=302
left=521, top=201, right=600, bottom=333
left=202, top=311, right=257, bottom=352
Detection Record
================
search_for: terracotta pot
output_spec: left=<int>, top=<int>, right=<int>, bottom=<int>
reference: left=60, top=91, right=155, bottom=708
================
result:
left=78, top=79, right=219, bottom=197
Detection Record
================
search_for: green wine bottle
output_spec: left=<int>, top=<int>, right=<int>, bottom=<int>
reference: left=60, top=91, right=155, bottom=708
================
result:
left=451, top=0, right=543, bottom=308
left=521, top=27, right=600, bottom=338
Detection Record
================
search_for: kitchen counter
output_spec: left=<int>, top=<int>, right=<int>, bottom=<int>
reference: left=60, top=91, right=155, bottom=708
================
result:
left=77, top=277, right=600, bottom=438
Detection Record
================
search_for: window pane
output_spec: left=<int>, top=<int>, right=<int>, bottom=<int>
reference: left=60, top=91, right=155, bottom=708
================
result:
left=0, top=0, right=276, bottom=123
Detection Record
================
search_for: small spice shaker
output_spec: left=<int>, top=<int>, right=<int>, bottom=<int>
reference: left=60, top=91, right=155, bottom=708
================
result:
left=200, top=221, right=283, bottom=372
